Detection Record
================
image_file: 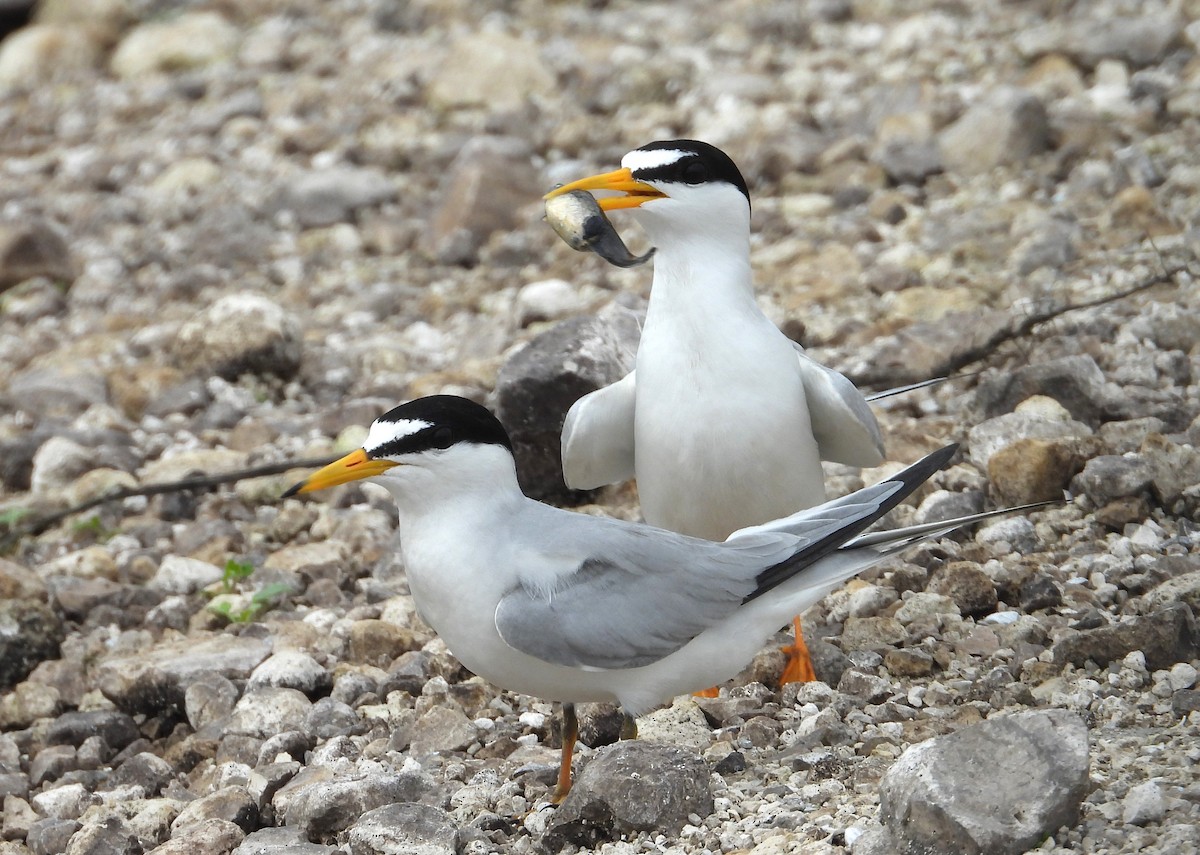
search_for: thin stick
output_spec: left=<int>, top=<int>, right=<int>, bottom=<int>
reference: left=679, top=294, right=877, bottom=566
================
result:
left=1, top=454, right=337, bottom=550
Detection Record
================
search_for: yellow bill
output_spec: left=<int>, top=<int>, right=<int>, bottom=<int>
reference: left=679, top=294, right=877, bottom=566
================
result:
left=283, top=448, right=397, bottom=497
left=544, top=167, right=666, bottom=211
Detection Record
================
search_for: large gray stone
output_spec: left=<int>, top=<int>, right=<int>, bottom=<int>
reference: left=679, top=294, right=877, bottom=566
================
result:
left=280, top=771, right=433, bottom=839
left=1016, top=14, right=1183, bottom=69
left=878, top=709, right=1089, bottom=855
left=422, top=136, right=538, bottom=265
left=95, top=635, right=271, bottom=716
left=544, top=742, right=714, bottom=850
left=1052, top=603, right=1199, bottom=671
left=347, top=803, right=456, bottom=855
left=973, top=356, right=1111, bottom=425
left=938, top=87, right=1049, bottom=176
left=495, top=305, right=641, bottom=503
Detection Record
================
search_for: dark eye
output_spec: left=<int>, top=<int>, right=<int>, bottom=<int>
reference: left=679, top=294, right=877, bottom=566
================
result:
left=431, top=426, right=453, bottom=447
left=681, top=159, right=709, bottom=184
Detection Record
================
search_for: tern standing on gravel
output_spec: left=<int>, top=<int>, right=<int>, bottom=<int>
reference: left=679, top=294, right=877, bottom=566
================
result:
left=284, top=396, right=1025, bottom=800
left=547, top=140, right=890, bottom=679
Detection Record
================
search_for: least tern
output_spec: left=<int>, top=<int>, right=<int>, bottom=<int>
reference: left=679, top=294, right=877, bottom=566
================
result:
left=284, top=395, right=1016, bottom=799
left=546, top=140, right=889, bottom=681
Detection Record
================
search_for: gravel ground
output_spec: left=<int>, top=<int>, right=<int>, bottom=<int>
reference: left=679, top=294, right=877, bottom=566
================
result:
left=1, top=1, right=1199, bottom=854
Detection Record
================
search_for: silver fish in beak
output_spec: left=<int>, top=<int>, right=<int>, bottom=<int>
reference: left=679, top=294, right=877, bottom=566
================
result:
left=544, top=189, right=655, bottom=268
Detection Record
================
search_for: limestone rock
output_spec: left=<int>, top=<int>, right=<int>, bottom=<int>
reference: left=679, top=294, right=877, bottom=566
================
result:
left=174, top=294, right=302, bottom=380
left=110, top=11, right=239, bottom=78
left=422, top=136, right=538, bottom=265
left=938, top=87, right=1050, bottom=176
left=878, top=709, right=1089, bottom=855
left=545, top=742, right=714, bottom=850
left=346, top=802, right=456, bottom=855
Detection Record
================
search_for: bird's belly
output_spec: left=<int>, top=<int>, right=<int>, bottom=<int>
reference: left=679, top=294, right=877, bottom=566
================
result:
left=633, top=355, right=825, bottom=539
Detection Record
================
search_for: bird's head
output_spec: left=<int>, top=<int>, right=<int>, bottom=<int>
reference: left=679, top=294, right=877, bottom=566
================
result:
left=283, top=395, right=516, bottom=499
left=545, top=139, right=751, bottom=245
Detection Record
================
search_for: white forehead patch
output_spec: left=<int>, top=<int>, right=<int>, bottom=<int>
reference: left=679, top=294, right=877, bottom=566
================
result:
left=622, top=147, right=689, bottom=172
left=366, top=418, right=431, bottom=452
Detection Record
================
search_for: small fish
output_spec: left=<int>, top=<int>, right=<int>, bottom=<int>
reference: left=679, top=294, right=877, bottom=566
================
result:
left=544, top=189, right=655, bottom=268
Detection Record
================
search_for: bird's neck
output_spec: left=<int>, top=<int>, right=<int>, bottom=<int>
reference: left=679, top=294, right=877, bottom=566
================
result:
left=645, top=229, right=758, bottom=321
left=384, top=448, right=525, bottom=532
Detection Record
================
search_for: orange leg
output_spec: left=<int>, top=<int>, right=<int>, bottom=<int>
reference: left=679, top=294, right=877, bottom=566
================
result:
left=550, top=702, right=578, bottom=804
left=693, top=685, right=721, bottom=698
left=779, top=616, right=816, bottom=684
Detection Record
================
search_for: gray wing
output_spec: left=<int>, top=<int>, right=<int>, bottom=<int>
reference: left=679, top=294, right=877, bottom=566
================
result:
left=494, top=519, right=800, bottom=671
left=792, top=342, right=886, bottom=467
left=792, top=341, right=888, bottom=468
left=560, top=371, right=637, bottom=489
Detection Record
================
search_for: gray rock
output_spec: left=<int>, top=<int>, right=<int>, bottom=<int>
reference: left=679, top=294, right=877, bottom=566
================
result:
left=173, top=294, right=302, bottom=381
left=495, top=305, right=642, bottom=502
left=0, top=218, right=74, bottom=292
left=1011, top=219, right=1077, bottom=275
left=148, top=817, right=245, bottom=854
left=27, top=818, right=80, bottom=855
left=0, top=681, right=61, bottom=729
left=912, top=490, right=984, bottom=527
left=108, top=752, right=174, bottom=796
left=48, top=710, right=140, bottom=752
left=1016, top=14, right=1183, bottom=69
left=1172, top=689, right=1200, bottom=717
left=1124, top=301, right=1200, bottom=353
left=3, top=793, right=37, bottom=839
left=30, top=744, right=80, bottom=787
left=1122, top=781, right=1166, bottom=826
left=150, top=556, right=223, bottom=595
left=840, top=616, right=907, bottom=652
left=974, top=357, right=1112, bottom=425
left=545, top=742, right=714, bottom=849
left=878, top=709, right=1089, bottom=855
left=303, top=698, right=361, bottom=740
left=171, top=786, right=258, bottom=834
left=31, top=782, right=94, bottom=820
left=1071, top=455, right=1155, bottom=506
left=185, top=672, right=240, bottom=731
left=1018, top=575, right=1062, bottom=612
left=1052, top=603, right=1199, bottom=671
left=837, top=670, right=894, bottom=703
left=1142, top=570, right=1200, bottom=613
left=347, top=803, right=457, bottom=855
left=408, top=705, right=476, bottom=756
left=423, top=136, right=537, bottom=265
left=234, top=825, right=337, bottom=854
left=95, top=635, right=271, bottom=716
left=927, top=563, right=998, bottom=617
left=0, top=600, right=65, bottom=689
left=0, top=772, right=29, bottom=801
left=1142, top=433, right=1200, bottom=508
left=268, top=167, right=396, bottom=229
left=248, top=652, right=330, bottom=696
left=280, top=771, right=432, bottom=839
left=938, top=87, right=1049, bottom=176
left=6, top=367, right=106, bottom=420
left=227, top=687, right=312, bottom=738
left=62, top=809, right=140, bottom=855
left=30, top=435, right=98, bottom=493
